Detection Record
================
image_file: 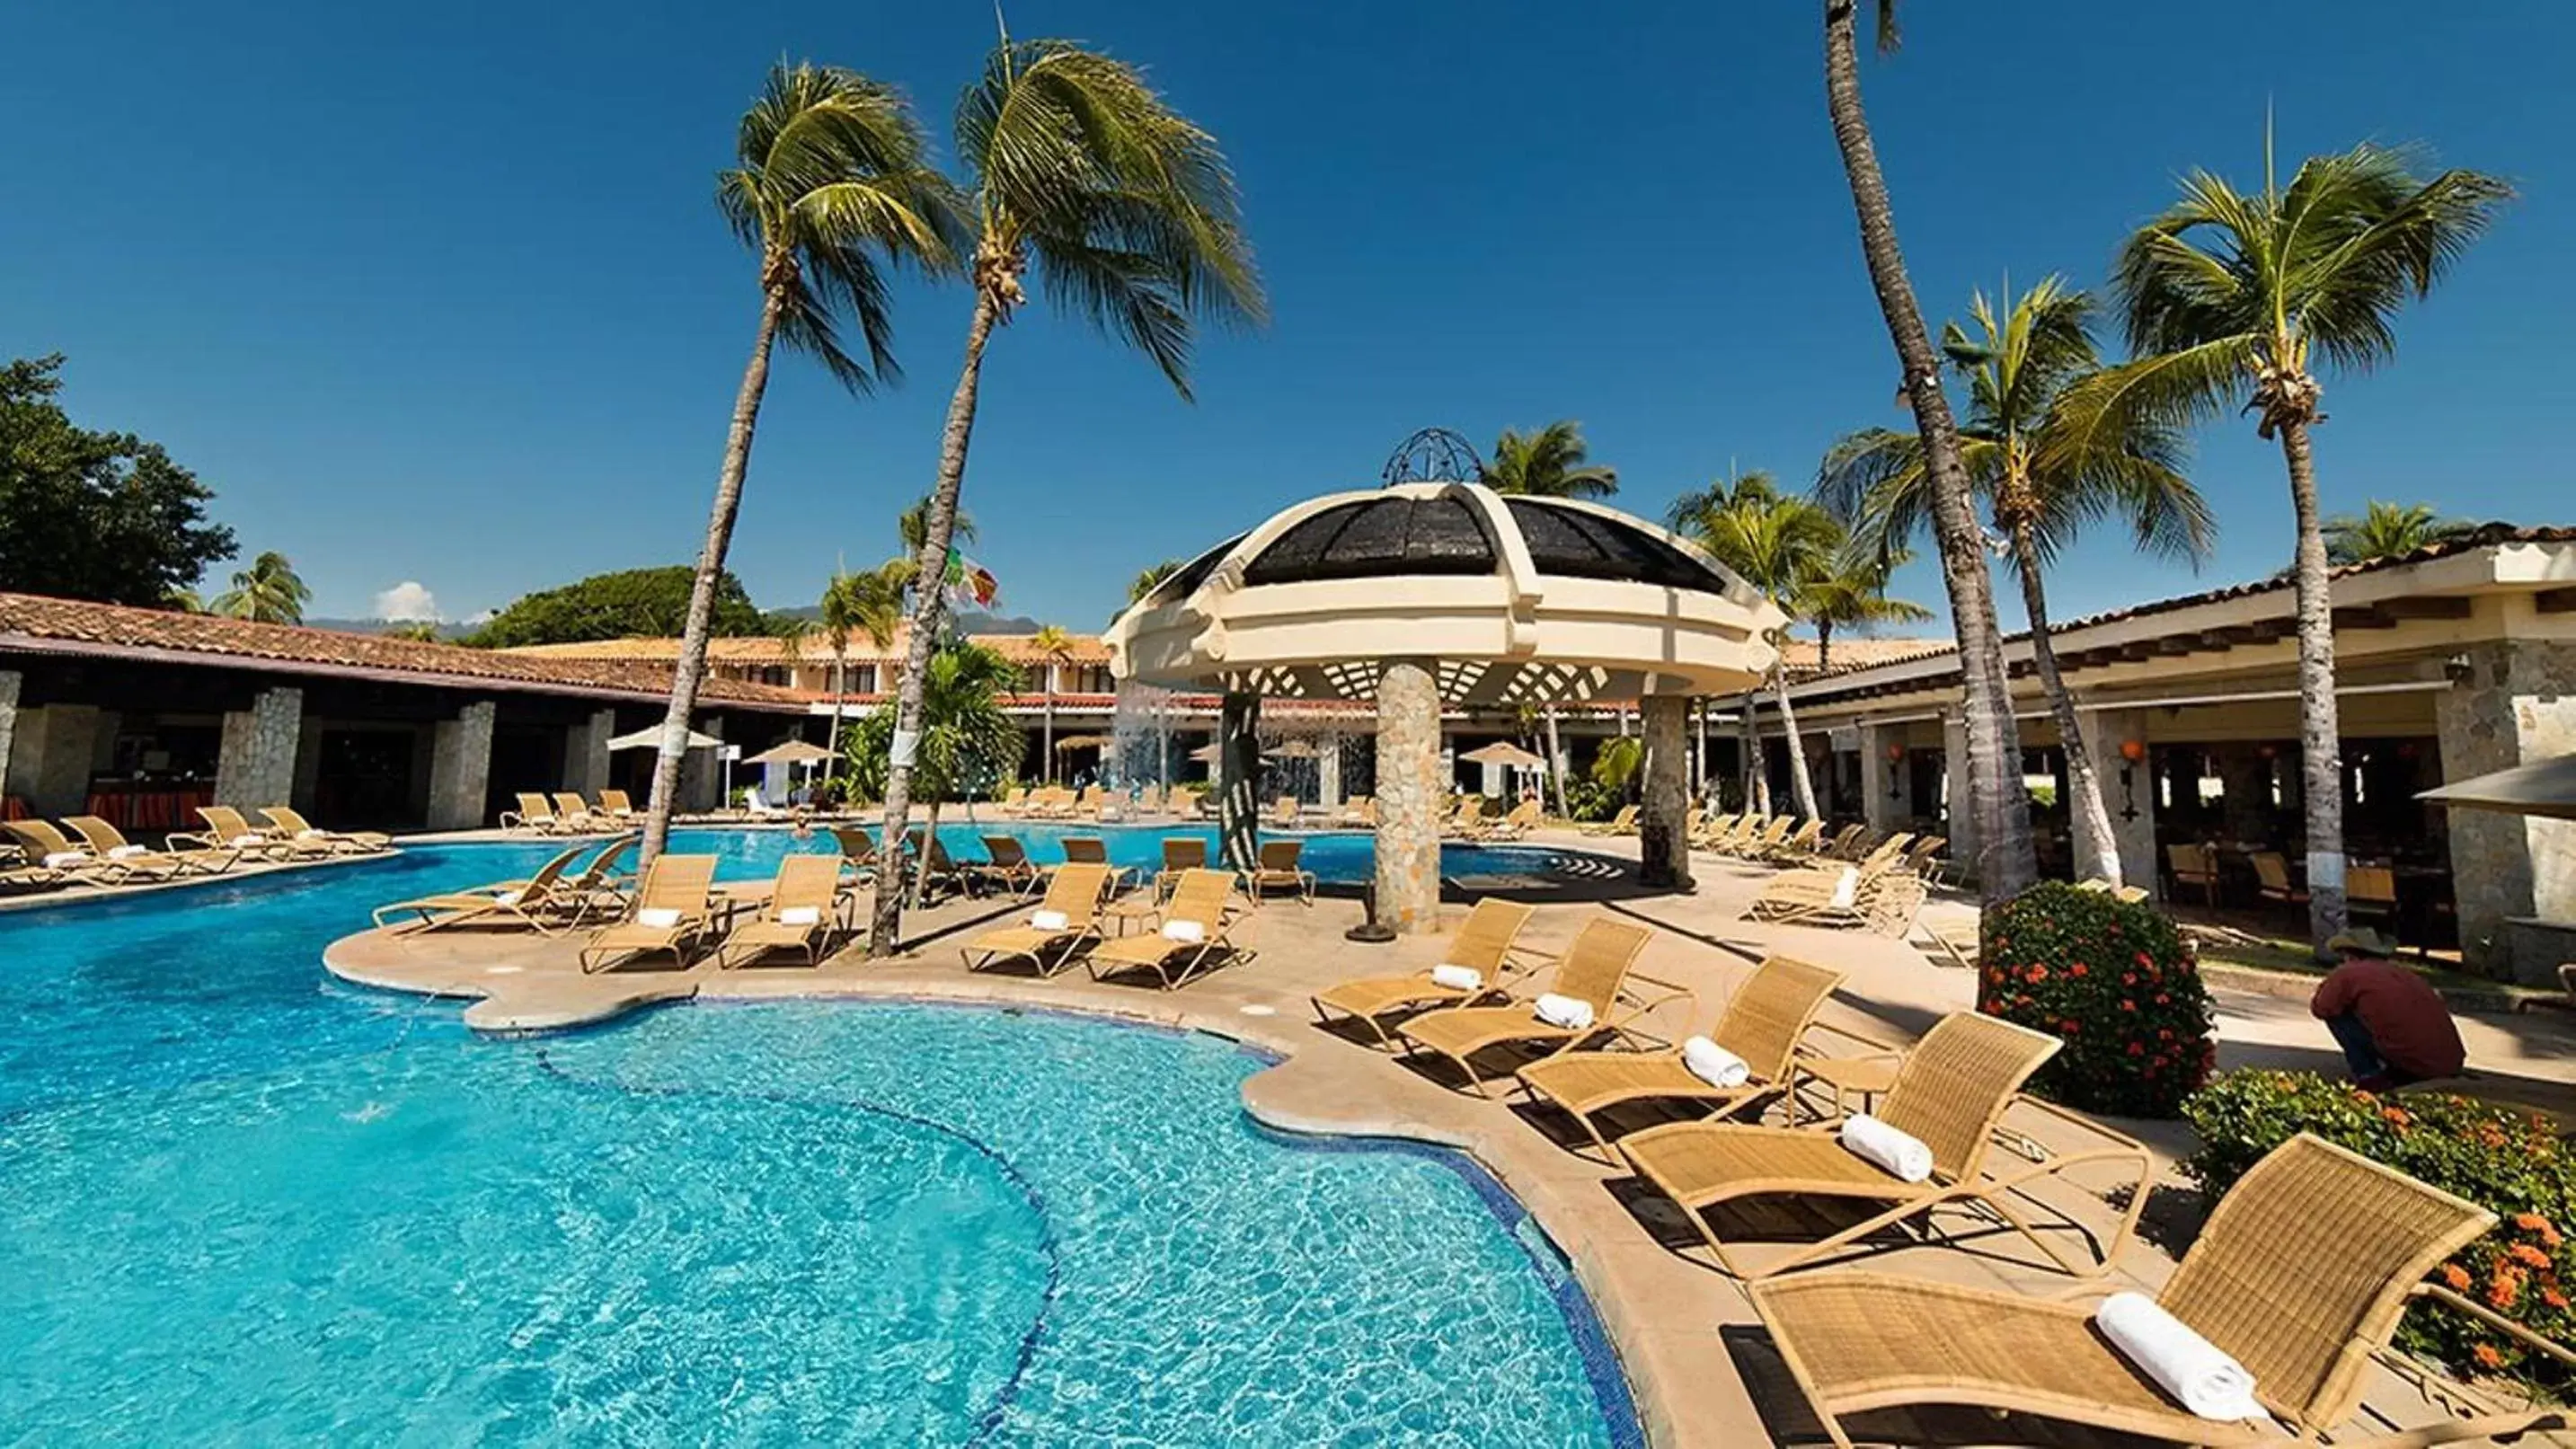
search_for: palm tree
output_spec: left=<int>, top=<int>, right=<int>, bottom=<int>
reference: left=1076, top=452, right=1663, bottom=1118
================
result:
left=1030, top=623, right=1076, bottom=782
left=1671, top=471, right=1845, bottom=820
left=1820, top=277, right=2212, bottom=888
left=2060, top=137, right=2510, bottom=944
left=2324, top=500, right=2474, bottom=565
left=211, top=552, right=311, bottom=624
left=382, top=621, right=442, bottom=643
left=872, top=29, right=1265, bottom=955
left=1482, top=420, right=1618, bottom=499
left=636, top=62, right=960, bottom=862
left=819, top=564, right=905, bottom=772
left=1819, top=0, right=2034, bottom=899
left=1127, top=559, right=1182, bottom=605
left=845, top=639, right=1024, bottom=907
left=1799, top=542, right=1933, bottom=675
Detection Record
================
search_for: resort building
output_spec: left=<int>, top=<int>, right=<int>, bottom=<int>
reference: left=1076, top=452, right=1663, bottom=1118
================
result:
left=0, top=593, right=809, bottom=832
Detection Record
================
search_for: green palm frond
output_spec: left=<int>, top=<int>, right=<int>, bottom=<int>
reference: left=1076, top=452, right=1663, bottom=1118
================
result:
left=846, top=640, right=1024, bottom=802
left=2322, top=499, right=2475, bottom=565
left=1127, top=559, right=1182, bottom=604
left=210, top=551, right=311, bottom=625
left=1669, top=469, right=1844, bottom=611
left=956, top=39, right=1265, bottom=398
left=1483, top=420, right=1618, bottom=499
left=720, top=63, right=964, bottom=393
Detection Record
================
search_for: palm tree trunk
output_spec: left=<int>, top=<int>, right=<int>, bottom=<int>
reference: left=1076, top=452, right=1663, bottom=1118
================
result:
left=1741, top=694, right=1772, bottom=815
left=2281, top=417, right=2349, bottom=950
left=1041, top=665, right=1056, bottom=784
left=908, top=800, right=942, bottom=911
left=1821, top=0, right=2033, bottom=900
left=826, top=646, right=847, bottom=777
left=2013, top=527, right=2122, bottom=888
left=870, top=288, right=1000, bottom=955
left=1773, top=664, right=1821, bottom=820
left=1544, top=705, right=1569, bottom=817
left=642, top=287, right=783, bottom=863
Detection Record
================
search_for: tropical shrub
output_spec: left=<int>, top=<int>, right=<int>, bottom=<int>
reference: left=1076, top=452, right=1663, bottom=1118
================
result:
left=1976, top=880, right=2214, bottom=1118
left=1560, top=779, right=1625, bottom=823
left=2183, top=1070, right=2575, bottom=1391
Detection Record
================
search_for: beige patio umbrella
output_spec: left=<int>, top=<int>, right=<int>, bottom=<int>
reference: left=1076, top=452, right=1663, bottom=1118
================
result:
left=2418, top=753, right=2576, bottom=821
left=607, top=726, right=722, bottom=751
left=1460, top=740, right=1547, bottom=770
left=741, top=739, right=835, bottom=766
left=1187, top=743, right=1224, bottom=764
left=1053, top=734, right=1113, bottom=752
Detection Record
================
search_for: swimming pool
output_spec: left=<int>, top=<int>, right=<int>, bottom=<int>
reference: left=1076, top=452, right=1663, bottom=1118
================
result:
left=0, top=846, right=1642, bottom=1445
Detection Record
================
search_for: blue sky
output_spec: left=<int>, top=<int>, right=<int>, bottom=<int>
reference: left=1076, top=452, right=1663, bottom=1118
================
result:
left=5, top=1, right=2570, bottom=633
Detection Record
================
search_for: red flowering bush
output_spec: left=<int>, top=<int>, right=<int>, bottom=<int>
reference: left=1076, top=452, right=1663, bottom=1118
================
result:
left=1975, top=880, right=2214, bottom=1118
left=2184, top=1070, right=2576, bottom=1392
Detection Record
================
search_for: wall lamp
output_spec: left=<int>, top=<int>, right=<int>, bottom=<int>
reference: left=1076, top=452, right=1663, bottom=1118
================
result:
left=2118, top=738, right=2147, bottom=822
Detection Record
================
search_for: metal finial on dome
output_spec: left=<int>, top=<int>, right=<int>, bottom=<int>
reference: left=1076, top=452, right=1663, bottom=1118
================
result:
left=1379, top=428, right=1486, bottom=489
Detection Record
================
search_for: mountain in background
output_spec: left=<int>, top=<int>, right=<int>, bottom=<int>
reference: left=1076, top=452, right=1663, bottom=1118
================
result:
left=305, top=617, right=475, bottom=641
left=766, top=605, right=1042, bottom=635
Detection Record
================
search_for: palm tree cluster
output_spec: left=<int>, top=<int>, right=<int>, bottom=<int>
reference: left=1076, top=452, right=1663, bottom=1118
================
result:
left=210, top=552, right=312, bottom=625
left=1820, top=1, right=2507, bottom=941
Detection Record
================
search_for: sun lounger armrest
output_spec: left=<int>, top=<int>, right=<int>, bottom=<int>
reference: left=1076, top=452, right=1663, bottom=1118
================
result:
left=1996, top=1091, right=2153, bottom=1161
left=1796, top=1017, right=1912, bottom=1056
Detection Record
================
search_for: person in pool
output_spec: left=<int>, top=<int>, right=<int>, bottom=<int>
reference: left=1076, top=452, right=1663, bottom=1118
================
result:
left=2309, top=927, right=2465, bottom=1090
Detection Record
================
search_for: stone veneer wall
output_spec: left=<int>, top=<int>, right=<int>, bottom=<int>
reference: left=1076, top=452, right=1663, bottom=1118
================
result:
left=426, top=701, right=497, bottom=831
left=214, top=687, right=302, bottom=810
left=2437, top=639, right=2576, bottom=982
left=0, top=670, right=20, bottom=807
left=1638, top=696, right=1693, bottom=890
left=1374, top=662, right=1443, bottom=933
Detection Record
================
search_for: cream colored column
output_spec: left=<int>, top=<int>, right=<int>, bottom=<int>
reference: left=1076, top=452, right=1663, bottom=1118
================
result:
left=1374, top=661, right=1443, bottom=932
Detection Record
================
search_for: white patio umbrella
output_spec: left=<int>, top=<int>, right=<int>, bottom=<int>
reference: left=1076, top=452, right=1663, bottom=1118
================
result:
left=607, top=727, right=723, bottom=751
left=2418, top=753, right=2576, bottom=821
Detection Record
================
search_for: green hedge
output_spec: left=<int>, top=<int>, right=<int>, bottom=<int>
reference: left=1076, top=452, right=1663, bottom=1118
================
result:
left=1976, top=881, right=2215, bottom=1118
left=2183, top=1070, right=2574, bottom=1391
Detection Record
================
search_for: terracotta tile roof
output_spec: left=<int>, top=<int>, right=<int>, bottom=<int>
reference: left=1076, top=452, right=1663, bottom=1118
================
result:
left=0, top=592, right=809, bottom=710
left=506, top=629, right=1115, bottom=667
left=1775, top=637, right=1952, bottom=680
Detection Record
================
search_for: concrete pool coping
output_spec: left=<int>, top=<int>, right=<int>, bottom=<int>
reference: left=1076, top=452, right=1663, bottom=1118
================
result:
left=314, top=830, right=2563, bottom=1449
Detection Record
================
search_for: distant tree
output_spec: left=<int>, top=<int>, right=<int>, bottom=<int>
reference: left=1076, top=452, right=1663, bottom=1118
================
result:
left=467, top=566, right=769, bottom=648
left=845, top=639, right=1023, bottom=905
left=0, top=355, right=236, bottom=606
left=1483, top=420, right=1617, bottom=498
left=818, top=563, right=905, bottom=767
left=1798, top=543, right=1933, bottom=675
left=381, top=621, right=442, bottom=642
left=1030, top=623, right=1076, bottom=781
left=211, top=552, right=312, bottom=624
left=2324, top=500, right=2474, bottom=565
left=1127, top=559, right=1182, bottom=605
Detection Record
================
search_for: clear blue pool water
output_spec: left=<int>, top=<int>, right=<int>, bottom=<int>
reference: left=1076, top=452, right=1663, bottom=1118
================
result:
left=0, top=841, right=1641, bottom=1445
left=768, top=819, right=1581, bottom=889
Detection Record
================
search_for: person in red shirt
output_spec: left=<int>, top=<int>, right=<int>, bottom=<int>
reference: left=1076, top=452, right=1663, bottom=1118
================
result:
left=2309, top=928, right=2466, bottom=1089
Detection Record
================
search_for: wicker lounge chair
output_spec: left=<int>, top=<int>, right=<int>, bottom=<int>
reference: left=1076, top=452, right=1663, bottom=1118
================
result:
left=1, top=819, right=132, bottom=882
left=1481, top=799, right=1543, bottom=841
left=549, top=793, right=600, bottom=832
left=260, top=805, right=392, bottom=854
left=1309, top=898, right=1541, bottom=1047
left=371, top=842, right=591, bottom=934
left=1059, top=834, right=1136, bottom=895
left=1084, top=868, right=1245, bottom=990
left=60, top=815, right=237, bottom=879
left=1269, top=795, right=1300, bottom=830
left=1617, top=1011, right=2150, bottom=1279
left=1394, top=918, right=1669, bottom=1096
left=1155, top=835, right=1208, bottom=896
left=1750, top=1133, right=2576, bottom=1448
left=1334, top=795, right=1374, bottom=827
left=1580, top=804, right=1638, bottom=836
left=166, top=805, right=303, bottom=859
left=828, top=825, right=881, bottom=881
left=718, top=854, right=848, bottom=967
left=497, top=792, right=568, bottom=834
left=962, top=862, right=1116, bottom=977
left=1514, top=954, right=1844, bottom=1162
left=1248, top=839, right=1315, bottom=905
left=597, top=789, right=638, bottom=826
left=969, top=835, right=1045, bottom=898
left=1726, top=816, right=1795, bottom=859
left=579, top=854, right=718, bottom=972
left=1762, top=818, right=1828, bottom=863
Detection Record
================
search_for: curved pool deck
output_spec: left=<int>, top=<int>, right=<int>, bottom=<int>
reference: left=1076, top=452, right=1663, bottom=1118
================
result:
left=317, top=831, right=2243, bottom=1449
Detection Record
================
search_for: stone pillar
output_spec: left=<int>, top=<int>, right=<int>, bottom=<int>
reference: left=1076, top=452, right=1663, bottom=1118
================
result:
left=1374, top=661, right=1443, bottom=933
left=426, top=700, right=497, bottom=831
left=2080, top=707, right=2161, bottom=897
left=290, top=720, right=325, bottom=811
left=0, top=671, right=21, bottom=808
left=1941, top=712, right=1980, bottom=873
left=1217, top=692, right=1261, bottom=872
left=1318, top=738, right=1342, bottom=810
left=1638, top=695, right=1694, bottom=890
left=1860, top=722, right=1900, bottom=833
left=214, top=688, right=301, bottom=810
left=679, top=715, right=725, bottom=813
left=565, top=708, right=616, bottom=799
left=8, top=700, right=104, bottom=817
left=2437, top=640, right=2576, bottom=981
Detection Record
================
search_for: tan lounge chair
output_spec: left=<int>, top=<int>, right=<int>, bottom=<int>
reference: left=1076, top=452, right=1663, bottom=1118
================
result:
left=1580, top=804, right=1638, bottom=837
left=61, top=816, right=237, bottom=879
left=597, top=789, right=638, bottom=826
left=1480, top=799, right=1543, bottom=841
left=550, top=793, right=600, bottom=832
left=1761, top=818, right=1828, bottom=862
left=828, top=825, right=881, bottom=882
left=1334, top=795, right=1375, bottom=827
left=1751, top=1133, right=2576, bottom=1449
left=1248, top=838, right=1315, bottom=905
left=167, top=805, right=305, bottom=859
left=1059, top=835, right=1134, bottom=894
left=1267, top=794, right=1300, bottom=830
left=1727, top=815, right=1795, bottom=859
left=498, top=792, right=565, bottom=834
left=261, top=805, right=392, bottom=854
left=961, top=862, right=1114, bottom=977
left=371, top=842, right=591, bottom=934
left=1445, top=796, right=1486, bottom=837
left=1617, top=1011, right=2149, bottom=1279
left=579, top=854, right=718, bottom=972
left=1084, top=868, right=1245, bottom=990
left=1, top=819, right=128, bottom=882
left=1395, top=918, right=1666, bottom=1096
left=718, top=854, right=848, bottom=967
left=969, top=835, right=1044, bottom=898
left=1515, top=955, right=1844, bottom=1162
left=1309, top=898, right=1540, bottom=1047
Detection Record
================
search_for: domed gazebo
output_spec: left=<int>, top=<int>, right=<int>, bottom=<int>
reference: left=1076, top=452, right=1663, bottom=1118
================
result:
left=1105, top=432, right=1784, bottom=932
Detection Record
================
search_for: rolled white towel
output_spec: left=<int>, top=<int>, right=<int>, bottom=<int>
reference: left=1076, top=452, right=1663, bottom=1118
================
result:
left=1430, top=963, right=1484, bottom=992
left=1534, top=992, right=1595, bottom=1031
left=235, top=831, right=268, bottom=844
left=1682, top=1035, right=1751, bottom=1088
left=108, top=844, right=151, bottom=861
left=43, top=851, right=88, bottom=870
left=777, top=906, right=822, bottom=927
left=635, top=906, right=683, bottom=929
left=1162, top=918, right=1207, bottom=944
left=492, top=890, right=523, bottom=906
left=2094, top=1292, right=2259, bottom=1421
left=297, top=828, right=329, bottom=843
left=1030, top=908, right=1071, bottom=932
left=1828, top=866, right=1860, bottom=911
left=1837, top=1112, right=1934, bottom=1183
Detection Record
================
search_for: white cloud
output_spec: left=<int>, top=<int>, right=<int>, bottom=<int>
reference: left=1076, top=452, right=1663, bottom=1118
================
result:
left=373, top=581, right=439, bottom=621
